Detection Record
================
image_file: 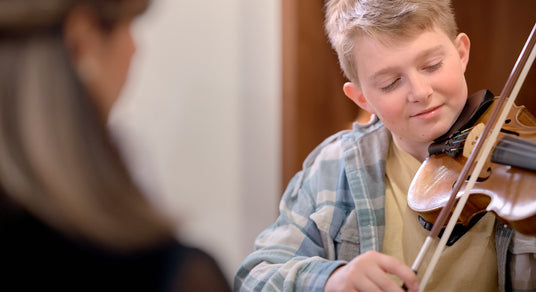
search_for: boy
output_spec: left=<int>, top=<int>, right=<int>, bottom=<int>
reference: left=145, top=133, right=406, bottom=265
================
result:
left=235, top=0, right=535, bottom=291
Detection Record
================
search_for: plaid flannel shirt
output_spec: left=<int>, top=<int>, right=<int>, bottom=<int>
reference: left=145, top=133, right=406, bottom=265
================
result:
left=235, top=116, right=534, bottom=292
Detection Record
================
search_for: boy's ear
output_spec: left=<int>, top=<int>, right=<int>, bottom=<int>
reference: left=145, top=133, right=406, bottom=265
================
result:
left=343, top=82, right=374, bottom=114
left=455, top=32, right=470, bottom=73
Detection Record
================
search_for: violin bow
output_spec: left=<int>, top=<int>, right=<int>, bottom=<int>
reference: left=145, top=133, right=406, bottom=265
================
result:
left=409, top=22, right=536, bottom=292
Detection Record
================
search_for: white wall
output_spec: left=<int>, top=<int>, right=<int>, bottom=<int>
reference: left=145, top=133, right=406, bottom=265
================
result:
left=109, top=0, right=281, bottom=282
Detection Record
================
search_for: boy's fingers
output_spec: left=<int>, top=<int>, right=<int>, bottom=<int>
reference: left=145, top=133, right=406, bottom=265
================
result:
left=354, top=278, right=383, bottom=292
left=378, top=255, right=419, bottom=291
left=367, top=268, right=404, bottom=292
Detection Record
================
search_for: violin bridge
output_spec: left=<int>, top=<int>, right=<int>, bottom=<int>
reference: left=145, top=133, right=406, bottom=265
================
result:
left=463, top=123, right=488, bottom=159
left=463, top=123, right=494, bottom=179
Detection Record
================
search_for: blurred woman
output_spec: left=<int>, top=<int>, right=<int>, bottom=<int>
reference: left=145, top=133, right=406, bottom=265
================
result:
left=0, top=1, right=230, bottom=290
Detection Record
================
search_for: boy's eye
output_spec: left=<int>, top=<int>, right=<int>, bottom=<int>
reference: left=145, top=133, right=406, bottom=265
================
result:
left=424, top=61, right=443, bottom=71
left=380, top=78, right=400, bottom=92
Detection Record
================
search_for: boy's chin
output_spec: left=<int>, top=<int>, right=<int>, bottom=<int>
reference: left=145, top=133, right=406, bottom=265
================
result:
left=434, top=118, right=460, bottom=140
left=425, top=128, right=451, bottom=144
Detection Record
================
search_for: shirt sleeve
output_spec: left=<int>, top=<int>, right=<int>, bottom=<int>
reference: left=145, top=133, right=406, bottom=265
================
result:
left=234, top=169, right=347, bottom=292
left=508, top=231, right=536, bottom=291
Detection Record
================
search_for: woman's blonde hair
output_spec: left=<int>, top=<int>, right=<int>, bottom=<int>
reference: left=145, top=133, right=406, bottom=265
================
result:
left=0, top=0, right=174, bottom=251
left=324, top=0, right=458, bottom=85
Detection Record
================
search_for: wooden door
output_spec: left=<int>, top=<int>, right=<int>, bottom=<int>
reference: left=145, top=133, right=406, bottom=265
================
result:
left=281, top=0, right=362, bottom=190
left=453, top=0, right=536, bottom=108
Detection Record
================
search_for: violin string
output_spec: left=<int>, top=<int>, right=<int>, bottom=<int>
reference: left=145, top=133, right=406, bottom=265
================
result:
left=492, top=136, right=536, bottom=171
left=417, top=23, right=536, bottom=292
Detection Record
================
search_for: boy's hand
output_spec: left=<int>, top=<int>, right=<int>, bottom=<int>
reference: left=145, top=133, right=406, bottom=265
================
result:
left=324, top=250, right=419, bottom=292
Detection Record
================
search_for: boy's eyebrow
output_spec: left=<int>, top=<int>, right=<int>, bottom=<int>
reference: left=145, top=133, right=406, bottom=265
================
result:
left=370, top=45, right=445, bottom=81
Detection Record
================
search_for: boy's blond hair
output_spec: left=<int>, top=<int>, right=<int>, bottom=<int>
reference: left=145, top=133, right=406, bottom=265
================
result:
left=325, top=0, right=458, bottom=85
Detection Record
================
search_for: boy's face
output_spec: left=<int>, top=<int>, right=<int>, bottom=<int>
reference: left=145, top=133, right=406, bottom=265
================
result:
left=344, top=26, right=470, bottom=156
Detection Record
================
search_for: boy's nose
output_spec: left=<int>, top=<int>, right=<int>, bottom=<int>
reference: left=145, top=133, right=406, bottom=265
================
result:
left=407, top=73, right=433, bottom=103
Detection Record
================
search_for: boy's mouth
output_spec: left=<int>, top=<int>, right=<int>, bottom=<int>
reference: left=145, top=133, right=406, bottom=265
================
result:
left=411, top=105, right=443, bottom=119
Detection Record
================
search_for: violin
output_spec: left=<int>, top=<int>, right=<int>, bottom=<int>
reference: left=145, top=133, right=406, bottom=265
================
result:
left=401, top=22, right=536, bottom=291
left=408, top=89, right=536, bottom=236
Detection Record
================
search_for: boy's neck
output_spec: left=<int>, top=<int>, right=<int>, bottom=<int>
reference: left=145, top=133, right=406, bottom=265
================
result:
left=392, top=136, right=430, bottom=163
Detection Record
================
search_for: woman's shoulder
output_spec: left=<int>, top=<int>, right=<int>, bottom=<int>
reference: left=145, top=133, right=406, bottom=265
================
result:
left=166, top=243, right=231, bottom=292
left=0, top=203, right=230, bottom=291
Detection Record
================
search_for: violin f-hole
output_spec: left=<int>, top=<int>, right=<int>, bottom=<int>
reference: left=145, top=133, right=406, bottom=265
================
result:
left=466, top=166, right=492, bottom=183
left=450, top=166, right=492, bottom=190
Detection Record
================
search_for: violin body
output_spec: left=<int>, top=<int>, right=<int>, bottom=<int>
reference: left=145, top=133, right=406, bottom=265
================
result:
left=408, top=91, right=536, bottom=236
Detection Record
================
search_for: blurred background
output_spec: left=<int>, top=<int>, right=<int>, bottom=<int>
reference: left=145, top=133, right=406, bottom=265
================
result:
left=109, top=0, right=281, bottom=281
left=108, top=0, right=535, bottom=282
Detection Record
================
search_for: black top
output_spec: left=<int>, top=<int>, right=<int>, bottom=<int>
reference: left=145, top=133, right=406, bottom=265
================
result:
left=0, top=193, right=231, bottom=292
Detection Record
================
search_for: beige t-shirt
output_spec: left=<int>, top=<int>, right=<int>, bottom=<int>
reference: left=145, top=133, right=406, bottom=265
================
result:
left=382, top=140, right=498, bottom=291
